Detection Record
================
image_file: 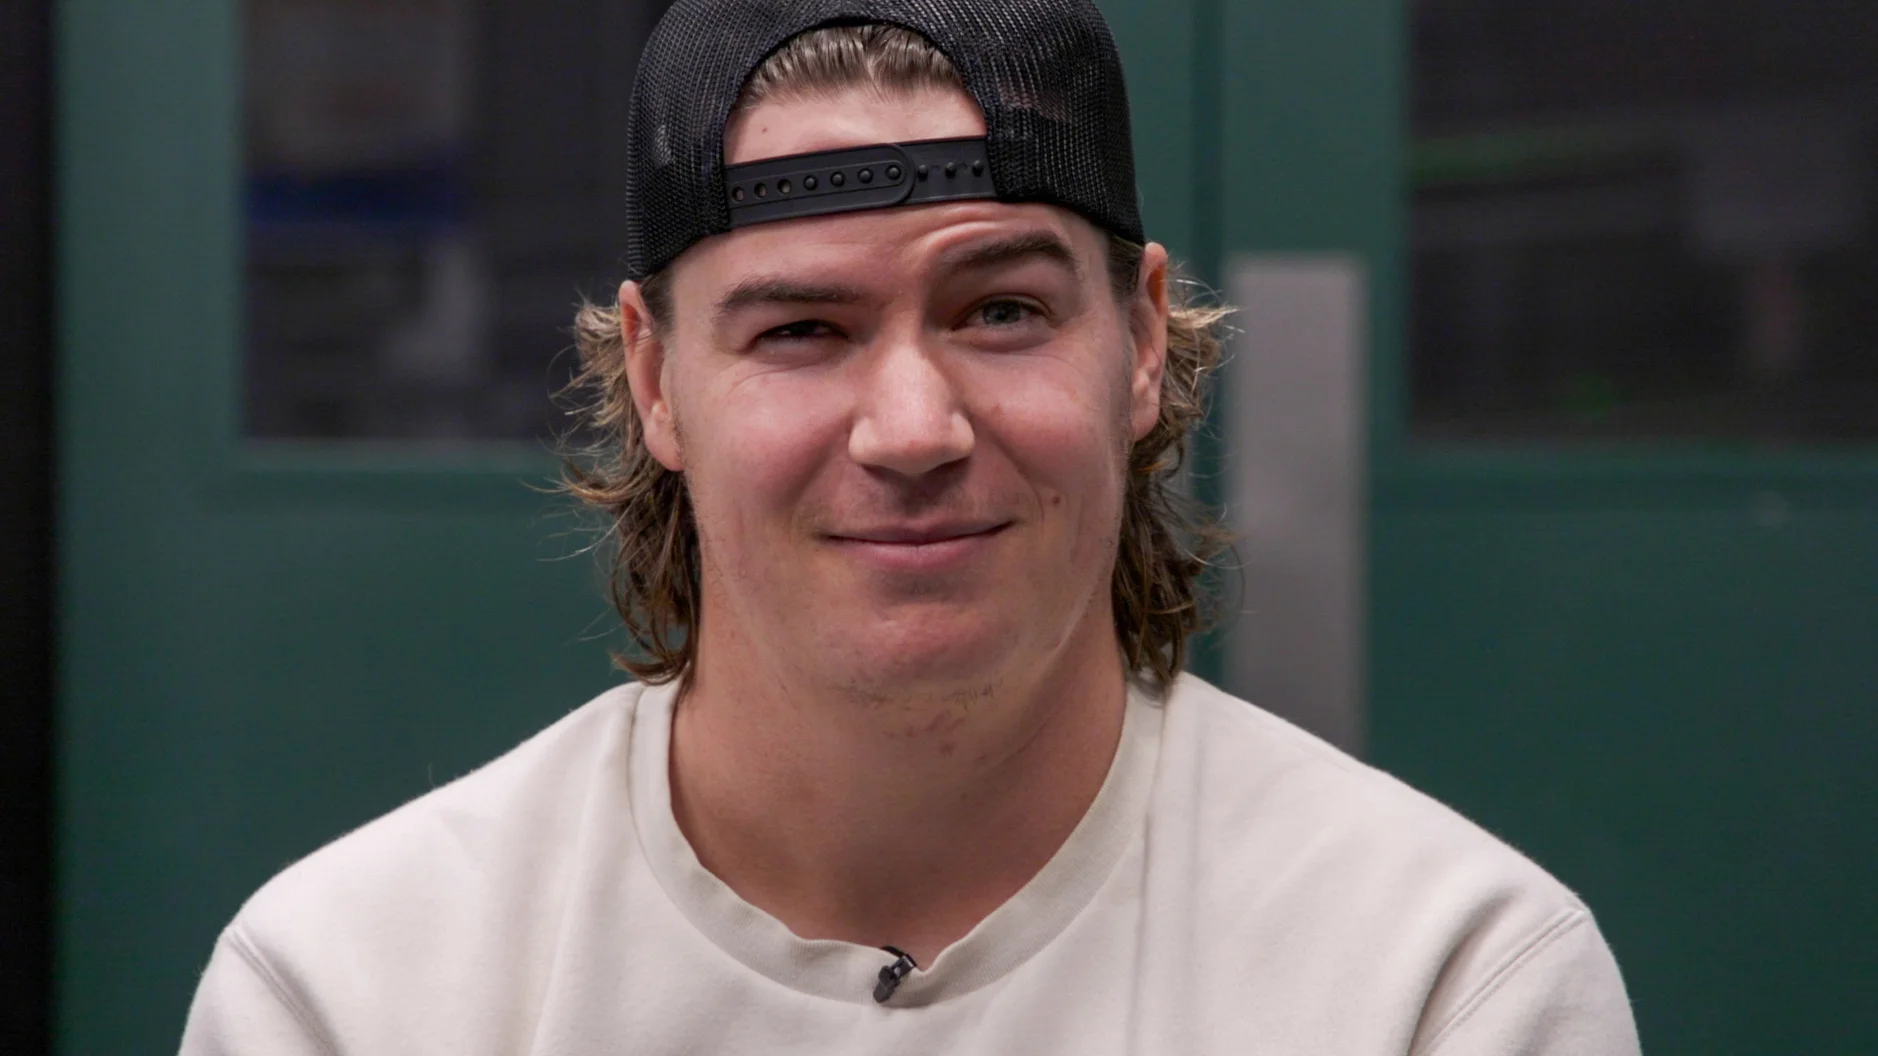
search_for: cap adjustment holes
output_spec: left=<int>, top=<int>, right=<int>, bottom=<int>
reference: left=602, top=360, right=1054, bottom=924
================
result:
left=724, top=140, right=999, bottom=223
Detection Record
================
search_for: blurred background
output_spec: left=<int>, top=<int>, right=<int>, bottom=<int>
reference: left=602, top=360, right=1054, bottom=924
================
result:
left=5, top=0, right=1874, bottom=1051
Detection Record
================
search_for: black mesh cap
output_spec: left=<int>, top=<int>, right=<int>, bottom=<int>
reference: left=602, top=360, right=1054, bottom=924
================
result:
left=623, top=0, right=1143, bottom=280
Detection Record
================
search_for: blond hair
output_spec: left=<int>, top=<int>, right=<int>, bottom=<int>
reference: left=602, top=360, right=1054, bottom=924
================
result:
left=563, top=24, right=1230, bottom=687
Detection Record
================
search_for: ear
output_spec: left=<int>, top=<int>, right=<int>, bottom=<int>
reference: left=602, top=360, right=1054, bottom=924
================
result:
left=619, top=279, right=685, bottom=471
left=1127, top=242, right=1172, bottom=442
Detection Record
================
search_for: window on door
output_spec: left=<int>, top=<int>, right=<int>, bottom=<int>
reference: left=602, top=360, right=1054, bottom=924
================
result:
left=1410, top=0, right=1878, bottom=443
left=241, top=0, right=672, bottom=441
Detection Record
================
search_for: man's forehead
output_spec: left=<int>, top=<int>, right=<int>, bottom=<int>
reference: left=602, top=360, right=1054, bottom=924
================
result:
left=678, top=203, right=1101, bottom=308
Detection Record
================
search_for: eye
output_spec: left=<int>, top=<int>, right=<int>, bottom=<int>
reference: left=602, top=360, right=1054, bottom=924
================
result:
left=972, top=299, right=1042, bottom=328
left=759, top=319, right=840, bottom=342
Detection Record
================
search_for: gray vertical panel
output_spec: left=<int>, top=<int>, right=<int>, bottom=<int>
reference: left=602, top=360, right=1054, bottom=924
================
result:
left=1222, top=256, right=1367, bottom=752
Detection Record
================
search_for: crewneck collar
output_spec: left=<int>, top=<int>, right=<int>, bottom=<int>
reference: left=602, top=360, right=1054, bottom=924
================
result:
left=627, top=677, right=1165, bottom=1007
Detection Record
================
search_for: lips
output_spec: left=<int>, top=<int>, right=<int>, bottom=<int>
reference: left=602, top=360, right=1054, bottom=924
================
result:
left=831, top=521, right=1008, bottom=545
left=825, top=521, right=1010, bottom=573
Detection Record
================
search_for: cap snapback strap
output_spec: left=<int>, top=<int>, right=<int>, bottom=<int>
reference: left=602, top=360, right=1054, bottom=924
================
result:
left=724, top=136, right=995, bottom=227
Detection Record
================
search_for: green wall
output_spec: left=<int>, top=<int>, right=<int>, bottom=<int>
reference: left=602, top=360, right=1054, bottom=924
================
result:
left=1372, top=501, right=1878, bottom=1050
left=55, top=0, right=1878, bottom=1052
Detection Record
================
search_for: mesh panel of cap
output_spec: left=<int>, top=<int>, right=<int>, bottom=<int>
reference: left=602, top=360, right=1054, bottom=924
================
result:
left=624, top=0, right=1142, bottom=279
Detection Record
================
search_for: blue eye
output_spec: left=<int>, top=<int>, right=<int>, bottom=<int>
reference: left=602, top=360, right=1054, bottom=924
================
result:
left=976, top=300, right=1038, bottom=327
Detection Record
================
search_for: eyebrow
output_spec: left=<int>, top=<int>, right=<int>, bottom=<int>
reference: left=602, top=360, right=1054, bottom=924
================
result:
left=713, top=278, right=871, bottom=325
left=935, top=229, right=1083, bottom=281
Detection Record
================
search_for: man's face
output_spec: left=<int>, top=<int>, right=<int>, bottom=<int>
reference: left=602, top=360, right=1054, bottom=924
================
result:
left=624, top=85, right=1167, bottom=699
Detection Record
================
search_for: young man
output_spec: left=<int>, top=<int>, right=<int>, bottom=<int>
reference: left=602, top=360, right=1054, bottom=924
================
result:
left=182, top=2, right=1640, bottom=1052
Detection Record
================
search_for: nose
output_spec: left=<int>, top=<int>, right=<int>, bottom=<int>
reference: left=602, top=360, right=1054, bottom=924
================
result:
left=848, top=338, right=974, bottom=478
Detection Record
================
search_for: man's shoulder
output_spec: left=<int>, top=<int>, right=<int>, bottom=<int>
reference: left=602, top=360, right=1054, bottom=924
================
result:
left=1157, top=677, right=1635, bottom=1048
left=1164, top=672, right=1584, bottom=910
left=1159, top=676, right=1609, bottom=1015
left=227, top=682, right=647, bottom=967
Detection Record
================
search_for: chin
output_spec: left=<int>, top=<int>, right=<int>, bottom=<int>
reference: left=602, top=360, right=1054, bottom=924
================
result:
left=830, top=608, right=1025, bottom=693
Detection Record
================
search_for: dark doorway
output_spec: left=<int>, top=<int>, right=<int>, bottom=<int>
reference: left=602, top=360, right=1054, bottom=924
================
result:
left=0, top=0, right=55, bottom=1052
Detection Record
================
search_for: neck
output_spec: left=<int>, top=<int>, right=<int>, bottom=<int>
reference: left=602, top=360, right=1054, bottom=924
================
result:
left=668, top=607, right=1129, bottom=966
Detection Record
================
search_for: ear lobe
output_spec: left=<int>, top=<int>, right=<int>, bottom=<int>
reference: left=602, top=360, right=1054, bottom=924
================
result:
left=619, top=280, right=685, bottom=472
left=1128, top=243, right=1172, bottom=442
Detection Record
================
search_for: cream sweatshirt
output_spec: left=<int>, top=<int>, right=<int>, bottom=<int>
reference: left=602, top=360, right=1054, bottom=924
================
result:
left=181, top=674, right=1639, bottom=1054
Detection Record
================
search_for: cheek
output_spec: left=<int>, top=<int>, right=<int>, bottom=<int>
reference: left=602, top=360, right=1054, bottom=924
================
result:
left=679, top=368, right=848, bottom=541
left=974, top=357, right=1132, bottom=525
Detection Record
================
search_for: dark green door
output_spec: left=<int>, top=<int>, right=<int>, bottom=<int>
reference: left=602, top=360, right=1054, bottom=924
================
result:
left=1210, top=2, right=1878, bottom=1053
left=54, top=0, right=647, bottom=1050
left=53, top=0, right=1202, bottom=1051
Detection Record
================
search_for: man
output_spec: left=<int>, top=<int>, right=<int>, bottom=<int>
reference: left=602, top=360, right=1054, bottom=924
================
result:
left=182, top=1, right=1640, bottom=1052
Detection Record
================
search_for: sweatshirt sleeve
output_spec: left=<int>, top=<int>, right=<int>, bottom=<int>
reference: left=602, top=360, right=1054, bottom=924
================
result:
left=1417, top=910, right=1640, bottom=1056
left=178, top=929, right=337, bottom=1056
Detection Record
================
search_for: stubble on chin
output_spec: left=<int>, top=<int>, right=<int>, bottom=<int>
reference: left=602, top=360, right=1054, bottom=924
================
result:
left=834, top=670, right=1004, bottom=757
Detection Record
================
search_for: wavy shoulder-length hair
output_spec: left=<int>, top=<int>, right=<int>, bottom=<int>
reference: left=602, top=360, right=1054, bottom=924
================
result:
left=562, top=24, right=1231, bottom=688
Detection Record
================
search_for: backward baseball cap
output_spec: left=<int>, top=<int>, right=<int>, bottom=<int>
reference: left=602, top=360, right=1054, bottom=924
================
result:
left=623, top=0, right=1144, bottom=280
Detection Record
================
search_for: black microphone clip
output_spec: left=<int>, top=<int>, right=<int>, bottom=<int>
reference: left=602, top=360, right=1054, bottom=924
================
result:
left=873, top=946, right=918, bottom=1003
